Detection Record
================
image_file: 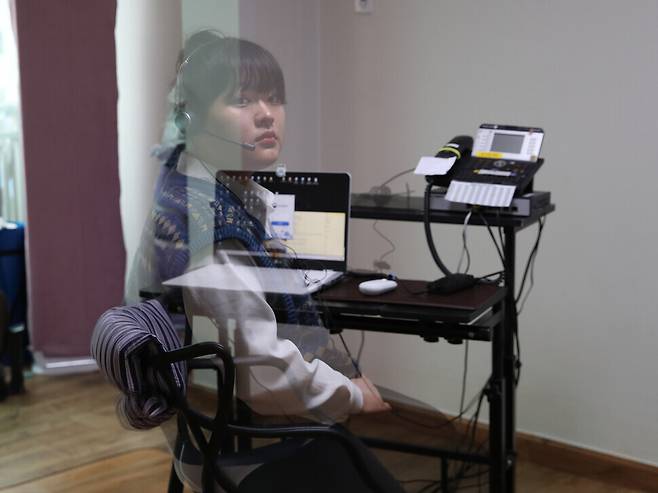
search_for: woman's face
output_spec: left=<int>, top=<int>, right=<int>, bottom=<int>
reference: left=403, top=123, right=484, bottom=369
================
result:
left=202, top=87, right=286, bottom=170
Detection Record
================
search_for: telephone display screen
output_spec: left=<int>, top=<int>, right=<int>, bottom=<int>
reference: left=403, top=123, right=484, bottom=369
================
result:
left=491, top=133, right=524, bottom=154
left=473, top=124, right=544, bottom=162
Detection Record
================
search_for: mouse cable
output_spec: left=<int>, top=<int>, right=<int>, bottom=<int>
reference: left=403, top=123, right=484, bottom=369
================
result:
left=451, top=383, right=489, bottom=488
left=389, top=374, right=490, bottom=433
left=456, top=210, right=473, bottom=274
left=368, top=168, right=416, bottom=204
left=515, top=216, right=546, bottom=310
left=517, top=257, right=538, bottom=315
left=455, top=447, right=490, bottom=491
left=370, top=185, right=416, bottom=271
left=445, top=401, right=487, bottom=490
left=379, top=166, right=416, bottom=188
left=372, top=219, right=396, bottom=271
left=356, top=330, right=366, bottom=367
left=337, top=332, right=362, bottom=378
left=336, top=327, right=483, bottom=437
left=495, top=208, right=506, bottom=252
left=478, top=210, right=524, bottom=384
left=476, top=211, right=506, bottom=273
left=511, top=216, right=546, bottom=385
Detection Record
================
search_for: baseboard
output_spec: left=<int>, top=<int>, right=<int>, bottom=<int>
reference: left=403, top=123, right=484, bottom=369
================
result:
left=391, top=401, right=658, bottom=493
left=31, top=351, right=98, bottom=375
left=516, top=432, right=658, bottom=493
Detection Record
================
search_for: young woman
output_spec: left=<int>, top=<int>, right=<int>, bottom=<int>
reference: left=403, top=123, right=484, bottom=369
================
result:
left=128, top=31, right=389, bottom=424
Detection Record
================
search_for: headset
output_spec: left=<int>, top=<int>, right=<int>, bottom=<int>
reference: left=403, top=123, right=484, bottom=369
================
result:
left=172, top=31, right=256, bottom=151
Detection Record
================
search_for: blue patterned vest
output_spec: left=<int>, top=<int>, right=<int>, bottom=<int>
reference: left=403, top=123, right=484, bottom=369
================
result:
left=152, top=144, right=323, bottom=328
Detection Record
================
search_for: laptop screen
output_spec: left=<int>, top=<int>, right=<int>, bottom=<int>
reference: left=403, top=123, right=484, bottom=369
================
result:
left=221, top=171, right=351, bottom=271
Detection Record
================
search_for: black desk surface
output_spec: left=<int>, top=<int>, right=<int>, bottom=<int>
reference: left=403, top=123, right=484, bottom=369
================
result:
left=351, top=193, right=555, bottom=229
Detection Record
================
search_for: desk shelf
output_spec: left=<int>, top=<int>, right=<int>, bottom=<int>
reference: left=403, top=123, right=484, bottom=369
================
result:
left=351, top=193, right=555, bottom=230
left=315, top=278, right=505, bottom=343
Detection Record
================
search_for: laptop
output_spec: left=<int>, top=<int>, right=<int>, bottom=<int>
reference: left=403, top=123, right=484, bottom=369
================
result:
left=222, top=171, right=351, bottom=294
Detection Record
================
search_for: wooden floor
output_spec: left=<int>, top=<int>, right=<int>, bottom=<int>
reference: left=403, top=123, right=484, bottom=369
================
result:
left=0, top=372, right=167, bottom=490
left=0, top=372, right=652, bottom=492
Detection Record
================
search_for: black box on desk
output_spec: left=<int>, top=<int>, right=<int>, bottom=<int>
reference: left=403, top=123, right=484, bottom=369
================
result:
left=430, top=191, right=551, bottom=217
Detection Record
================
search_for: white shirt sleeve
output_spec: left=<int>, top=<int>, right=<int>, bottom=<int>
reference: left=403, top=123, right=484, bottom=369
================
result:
left=180, top=240, right=363, bottom=423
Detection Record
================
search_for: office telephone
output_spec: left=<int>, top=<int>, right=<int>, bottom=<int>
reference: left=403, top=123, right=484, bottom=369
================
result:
left=428, top=124, right=545, bottom=196
left=422, top=124, right=546, bottom=292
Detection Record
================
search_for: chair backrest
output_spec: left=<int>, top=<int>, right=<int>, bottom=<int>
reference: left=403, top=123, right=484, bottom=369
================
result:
left=91, top=298, right=187, bottom=429
left=92, top=299, right=237, bottom=491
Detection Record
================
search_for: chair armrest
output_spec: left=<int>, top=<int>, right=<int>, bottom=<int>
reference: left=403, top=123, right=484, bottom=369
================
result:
left=153, top=342, right=386, bottom=491
left=226, top=422, right=363, bottom=454
left=150, top=341, right=236, bottom=423
left=152, top=341, right=232, bottom=370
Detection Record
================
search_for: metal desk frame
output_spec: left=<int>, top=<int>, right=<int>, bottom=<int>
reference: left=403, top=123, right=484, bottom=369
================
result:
left=319, top=194, right=556, bottom=492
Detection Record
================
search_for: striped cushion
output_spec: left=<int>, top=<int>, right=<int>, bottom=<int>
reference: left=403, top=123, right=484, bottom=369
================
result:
left=91, top=299, right=187, bottom=429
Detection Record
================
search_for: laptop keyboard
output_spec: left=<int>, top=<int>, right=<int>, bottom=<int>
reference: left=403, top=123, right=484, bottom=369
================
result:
left=304, top=270, right=344, bottom=293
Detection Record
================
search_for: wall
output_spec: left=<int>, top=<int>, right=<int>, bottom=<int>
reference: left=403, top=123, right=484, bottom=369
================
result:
left=116, top=0, right=182, bottom=286
left=16, top=0, right=125, bottom=358
left=120, top=0, right=658, bottom=467
left=319, top=0, right=658, bottom=465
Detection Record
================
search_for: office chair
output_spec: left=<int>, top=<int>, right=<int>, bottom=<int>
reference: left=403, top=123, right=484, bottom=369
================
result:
left=91, top=298, right=404, bottom=493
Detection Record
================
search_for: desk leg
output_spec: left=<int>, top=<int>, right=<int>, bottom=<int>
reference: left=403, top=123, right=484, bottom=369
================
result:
left=503, top=227, right=518, bottom=491
left=490, top=301, right=506, bottom=493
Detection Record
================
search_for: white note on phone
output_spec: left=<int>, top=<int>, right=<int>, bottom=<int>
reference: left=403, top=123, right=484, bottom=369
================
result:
left=414, top=156, right=456, bottom=176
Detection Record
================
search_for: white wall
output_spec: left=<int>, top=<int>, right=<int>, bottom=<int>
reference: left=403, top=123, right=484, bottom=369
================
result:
left=116, top=0, right=182, bottom=286
left=319, top=0, right=658, bottom=466
left=118, top=0, right=658, bottom=467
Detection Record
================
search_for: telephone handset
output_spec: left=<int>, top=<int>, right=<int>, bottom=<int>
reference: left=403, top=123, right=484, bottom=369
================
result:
left=425, top=134, right=473, bottom=189
left=428, top=124, right=545, bottom=196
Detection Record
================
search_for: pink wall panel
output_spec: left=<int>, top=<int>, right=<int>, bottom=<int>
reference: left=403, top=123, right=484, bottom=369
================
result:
left=15, top=0, right=124, bottom=357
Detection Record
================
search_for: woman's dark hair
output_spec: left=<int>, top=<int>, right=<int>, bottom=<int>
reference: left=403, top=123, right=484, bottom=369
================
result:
left=177, top=31, right=286, bottom=132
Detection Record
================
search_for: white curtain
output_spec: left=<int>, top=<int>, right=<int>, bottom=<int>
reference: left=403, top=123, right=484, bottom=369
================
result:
left=0, top=0, right=25, bottom=222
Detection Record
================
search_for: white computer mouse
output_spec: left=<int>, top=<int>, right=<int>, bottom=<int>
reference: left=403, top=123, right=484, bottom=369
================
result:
left=358, top=278, right=398, bottom=296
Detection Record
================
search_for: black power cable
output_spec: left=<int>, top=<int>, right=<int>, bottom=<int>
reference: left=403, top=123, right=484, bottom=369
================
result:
left=423, top=183, right=478, bottom=294
left=423, top=182, right=453, bottom=276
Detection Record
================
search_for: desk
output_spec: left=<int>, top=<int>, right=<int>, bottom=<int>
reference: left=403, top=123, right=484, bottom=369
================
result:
left=333, top=194, right=555, bottom=493
left=315, top=277, right=506, bottom=491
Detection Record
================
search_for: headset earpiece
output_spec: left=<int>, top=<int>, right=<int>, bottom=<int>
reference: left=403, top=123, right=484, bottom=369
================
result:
left=174, top=31, right=226, bottom=137
left=174, top=104, right=192, bottom=134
